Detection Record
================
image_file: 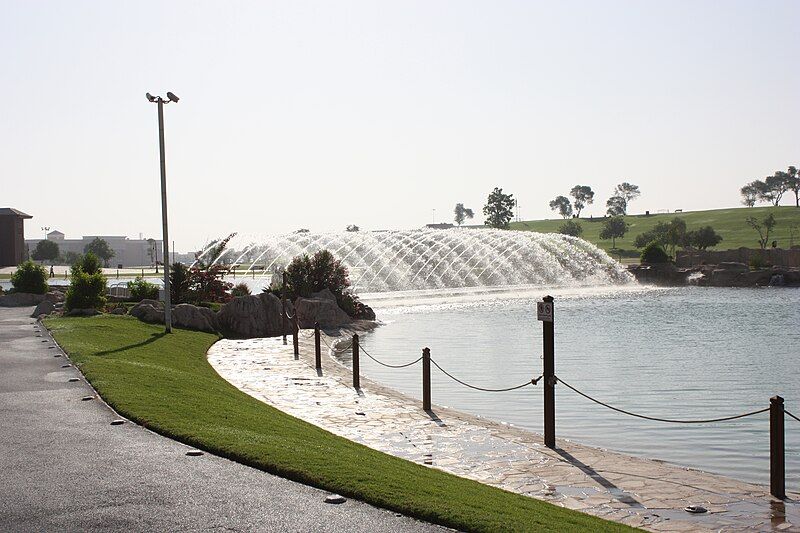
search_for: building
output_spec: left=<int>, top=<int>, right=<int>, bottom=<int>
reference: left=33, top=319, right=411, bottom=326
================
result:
left=0, top=208, right=32, bottom=267
left=25, top=232, right=163, bottom=267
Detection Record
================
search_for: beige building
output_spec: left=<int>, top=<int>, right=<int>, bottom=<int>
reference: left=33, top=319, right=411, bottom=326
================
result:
left=26, top=231, right=163, bottom=267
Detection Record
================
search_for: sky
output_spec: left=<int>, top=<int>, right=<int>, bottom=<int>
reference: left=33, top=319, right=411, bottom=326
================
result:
left=2, top=0, right=798, bottom=252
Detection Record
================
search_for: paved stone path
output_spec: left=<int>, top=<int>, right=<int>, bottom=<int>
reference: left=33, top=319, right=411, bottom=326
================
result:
left=209, top=333, right=800, bottom=532
left=0, top=307, right=444, bottom=532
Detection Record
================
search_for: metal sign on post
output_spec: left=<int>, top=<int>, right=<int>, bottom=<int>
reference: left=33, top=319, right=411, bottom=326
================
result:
left=537, top=301, right=553, bottom=322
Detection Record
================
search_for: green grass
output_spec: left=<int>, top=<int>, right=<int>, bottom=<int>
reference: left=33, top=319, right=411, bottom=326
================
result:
left=510, top=206, right=800, bottom=257
left=45, top=315, right=634, bottom=532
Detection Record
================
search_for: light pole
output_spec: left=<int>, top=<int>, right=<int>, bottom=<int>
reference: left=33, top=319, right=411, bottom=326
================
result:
left=41, top=226, right=50, bottom=240
left=146, top=91, right=179, bottom=333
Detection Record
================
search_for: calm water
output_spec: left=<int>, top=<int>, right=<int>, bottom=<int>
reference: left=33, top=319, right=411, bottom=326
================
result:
left=353, top=285, right=800, bottom=487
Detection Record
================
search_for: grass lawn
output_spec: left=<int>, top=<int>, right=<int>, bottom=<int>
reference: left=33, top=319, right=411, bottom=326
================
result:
left=45, top=315, right=635, bottom=532
left=510, top=206, right=800, bottom=258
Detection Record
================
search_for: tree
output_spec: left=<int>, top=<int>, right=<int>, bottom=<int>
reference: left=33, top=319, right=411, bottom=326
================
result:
left=548, top=196, right=573, bottom=219
left=786, top=165, right=799, bottom=207
left=83, top=237, right=115, bottom=267
left=453, top=203, right=475, bottom=226
left=62, top=251, right=81, bottom=266
left=483, top=188, right=515, bottom=229
left=746, top=213, right=777, bottom=249
left=740, top=182, right=760, bottom=207
left=599, top=216, right=629, bottom=249
left=31, top=240, right=59, bottom=263
left=569, top=185, right=594, bottom=217
left=558, top=220, right=583, bottom=237
left=764, top=172, right=790, bottom=206
left=613, top=182, right=641, bottom=213
left=606, top=195, right=626, bottom=216
left=345, top=225, right=360, bottom=232
left=686, top=226, right=723, bottom=250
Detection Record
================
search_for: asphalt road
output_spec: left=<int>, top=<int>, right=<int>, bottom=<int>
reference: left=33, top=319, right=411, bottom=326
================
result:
left=0, top=306, right=445, bottom=532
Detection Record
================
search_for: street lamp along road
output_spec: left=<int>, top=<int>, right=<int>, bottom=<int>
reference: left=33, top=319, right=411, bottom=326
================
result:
left=146, top=91, right=179, bottom=333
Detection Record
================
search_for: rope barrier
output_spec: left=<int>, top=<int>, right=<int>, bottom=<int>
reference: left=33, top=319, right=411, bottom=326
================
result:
left=359, top=345, right=422, bottom=369
left=556, top=377, right=770, bottom=424
left=787, top=410, right=800, bottom=424
left=319, top=335, right=351, bottom=354
left=430, top=358, right=541, bottom=392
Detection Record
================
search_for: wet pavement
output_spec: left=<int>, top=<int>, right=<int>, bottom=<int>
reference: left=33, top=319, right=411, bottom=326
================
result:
left=208, top=332, right=800, bottom=532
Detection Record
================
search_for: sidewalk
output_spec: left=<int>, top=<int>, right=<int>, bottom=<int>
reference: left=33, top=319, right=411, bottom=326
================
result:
left=209, top=334, right=800, bottom=532
left=0, top=307, right=443, bottom=532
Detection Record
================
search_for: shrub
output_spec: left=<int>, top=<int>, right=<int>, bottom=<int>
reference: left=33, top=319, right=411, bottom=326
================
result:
left=65, top=270, right=107, bottom=311
left=11, top=260, right=49, bottom=294
left=187, top=265, right=233, bottom=304
left=231, top=282, right=251, bottom=298
left=749, top=253, right=769, bottom=270
left=127, top=277, right=159, bottom=301
left=170, top=262, right=190, bottom=304
left=74, top=252, right=102, bottom=275
left=640, top=242, right=670, bottom=264
left=558, top=220, right=583, bottom=237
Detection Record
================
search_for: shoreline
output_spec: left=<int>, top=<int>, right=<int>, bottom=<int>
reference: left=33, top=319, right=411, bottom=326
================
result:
left=208, top=328, right=799, bottom=532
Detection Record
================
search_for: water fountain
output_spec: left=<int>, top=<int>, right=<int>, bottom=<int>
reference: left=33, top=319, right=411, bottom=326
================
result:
left=197, top=229, right=633, bottom=293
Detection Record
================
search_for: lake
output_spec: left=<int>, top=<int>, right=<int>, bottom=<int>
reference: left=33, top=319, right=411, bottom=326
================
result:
left=352, top=285, right=800, bottom=487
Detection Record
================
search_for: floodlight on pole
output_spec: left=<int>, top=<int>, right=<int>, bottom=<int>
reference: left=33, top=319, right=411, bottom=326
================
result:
left=146, top=92, right=179, bottom=333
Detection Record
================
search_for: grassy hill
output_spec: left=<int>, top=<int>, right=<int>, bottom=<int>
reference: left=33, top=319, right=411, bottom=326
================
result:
left=510, top=206, right=800, bottom=258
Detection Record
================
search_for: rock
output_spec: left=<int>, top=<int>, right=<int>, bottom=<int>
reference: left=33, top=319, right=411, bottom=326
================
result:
left=30, top=301, right=55, bottom=318
left=718, top=262, right=749, bottom=271
left=217, top=293, right=293, bottom=338
left=65, top=308, right=100, bottom=317
left=294, top=296, right=351, bottom=329
left=110, top=307, right=127, bottom=315
left=138, top=299, right=164, bottom=310
left=0, top=292, right=47, bottom=307
left=44, top=291, right=65, bottom=303
left=129, top=301, right=164, bottom=324
left=311, top=288, right=337, bottom=302
left=172, top=303, right=217, bottom=333
left=359, top=304, right=376, bottom=321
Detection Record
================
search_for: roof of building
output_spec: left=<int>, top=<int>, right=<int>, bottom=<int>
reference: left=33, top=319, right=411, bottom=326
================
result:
left=47, top=230, right=65, bottom=236
left=0, top=208, right=32, bottom=218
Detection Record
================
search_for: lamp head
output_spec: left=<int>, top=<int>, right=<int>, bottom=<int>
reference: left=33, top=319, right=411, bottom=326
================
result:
left=166, top=92, right=179, bottom=103
left=146, top=93, right=156, bottom=102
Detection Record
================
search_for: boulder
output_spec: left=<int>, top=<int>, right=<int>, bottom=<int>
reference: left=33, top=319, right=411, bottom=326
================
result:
left=0, top=292, right=46, bottom=307
left=294, top=296, right=351, bottom=329
left=110, top=307, right=127, bottom=315
left=216, top=293, right=293, bottom=338
left=172, top=303, right=217, bottom=333
left=44, top=291, right=65, bottom=304
left=359, top=304, right=376, bottom=321
left=717, top=262, right=748, bottom=271
left=129, top=301, right=164, bottom=324
left=31, top=300, right=55, bottom=318
left=311, top=288, right=337, bottom=302
left=138, top=299, right=165, bottom=310
left=65, top=308, right=100, bottom=317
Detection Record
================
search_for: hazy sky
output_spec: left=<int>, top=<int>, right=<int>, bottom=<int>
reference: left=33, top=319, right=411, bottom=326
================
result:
left=3, top=1, right=798, bottom=251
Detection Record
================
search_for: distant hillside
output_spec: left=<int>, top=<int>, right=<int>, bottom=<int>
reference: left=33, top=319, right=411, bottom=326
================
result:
left=510, top=206, right=800, bottom=257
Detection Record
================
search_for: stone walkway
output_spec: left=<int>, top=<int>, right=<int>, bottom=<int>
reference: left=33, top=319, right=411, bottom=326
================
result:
left=208, top=333, right=800, bottom=532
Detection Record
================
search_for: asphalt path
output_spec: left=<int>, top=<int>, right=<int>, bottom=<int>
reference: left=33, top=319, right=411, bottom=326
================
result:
left=0, top=306, right=446, bottom=532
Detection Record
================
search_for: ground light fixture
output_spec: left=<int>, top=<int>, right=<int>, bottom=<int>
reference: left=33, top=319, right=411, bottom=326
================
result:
left=146, top=91, right=179, bottom=333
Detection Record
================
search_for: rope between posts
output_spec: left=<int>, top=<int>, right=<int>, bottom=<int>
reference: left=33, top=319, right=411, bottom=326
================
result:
left=787, top=410, right=800, bottom=423
left=359, top=345, right=422, bottom=369
left=556, top=377, right=770, bottom=424
left=430, top=358, right=541, bottom=392
left=320, top=335, right=350, bottom=354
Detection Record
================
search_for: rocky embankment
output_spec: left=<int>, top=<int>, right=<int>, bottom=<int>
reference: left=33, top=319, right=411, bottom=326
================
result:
left=627, top=262, right=800, bottom=287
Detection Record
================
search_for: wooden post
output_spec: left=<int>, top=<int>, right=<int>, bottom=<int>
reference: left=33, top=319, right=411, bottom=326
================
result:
left=292, top=314, right=299, bottom=359
left=352, top=334, right=360, bottom=389
left=770, top=395, right=785, bottom=499
left=281, top=271, right=287, bottom=345
left=314, top=322, right=321, bottom=370
left=542, top=296, right=555, bottom=449
left=422, top=347, right=431, bottom=411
